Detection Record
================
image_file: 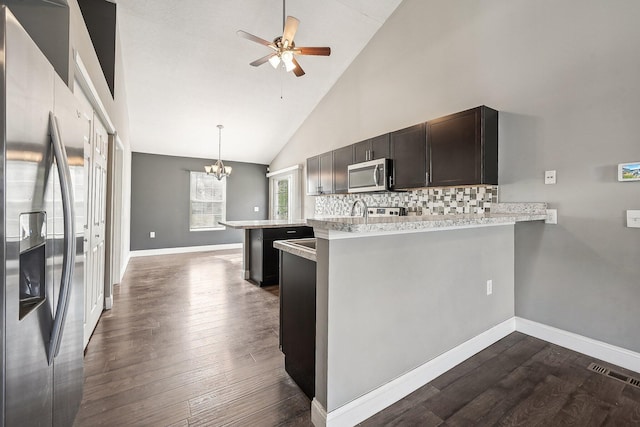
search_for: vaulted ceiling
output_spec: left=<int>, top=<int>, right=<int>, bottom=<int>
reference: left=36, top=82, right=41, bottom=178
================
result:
left=116, top=0, right=402, bottom=165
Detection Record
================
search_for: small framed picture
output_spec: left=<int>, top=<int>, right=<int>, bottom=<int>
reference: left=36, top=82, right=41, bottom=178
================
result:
left=618, top=162, right=640, bottom=181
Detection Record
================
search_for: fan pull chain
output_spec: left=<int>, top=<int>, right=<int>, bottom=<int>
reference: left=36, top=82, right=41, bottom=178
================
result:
left=280, top=67, right=284, bottom=100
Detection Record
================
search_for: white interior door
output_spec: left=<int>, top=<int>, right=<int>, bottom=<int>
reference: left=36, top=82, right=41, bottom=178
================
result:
left=84, top=113, right=108, bottom=347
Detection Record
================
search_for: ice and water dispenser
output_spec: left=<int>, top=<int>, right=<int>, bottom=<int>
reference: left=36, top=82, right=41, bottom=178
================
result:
left=19, top=212, right=46, bottom=320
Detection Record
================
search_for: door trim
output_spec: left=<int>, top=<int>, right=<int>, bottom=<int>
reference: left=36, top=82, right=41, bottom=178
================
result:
left=72, top=50, right=115, bottom=133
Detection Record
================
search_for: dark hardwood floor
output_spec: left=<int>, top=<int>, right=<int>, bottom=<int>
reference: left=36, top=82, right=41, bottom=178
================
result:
left=74, top=250, right=311, bottom=426
left=75, top=250, right=640, bottom=427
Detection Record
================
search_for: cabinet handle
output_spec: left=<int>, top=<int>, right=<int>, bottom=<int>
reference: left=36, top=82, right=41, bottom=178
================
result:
left=426, top=172, right=430, bottom=183
left=286, top=230, right=297, bottom=234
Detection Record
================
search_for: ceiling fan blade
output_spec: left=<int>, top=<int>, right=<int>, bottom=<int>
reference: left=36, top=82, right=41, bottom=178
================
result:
left=282, top=16, right=300, bottom=47
left=293, top=47, right=331, bottom=56
left=250, top=53, right=276, bottom=67
left=292, top=57, right=305, bottom=77
left=237, top=30, right=275, bottom=48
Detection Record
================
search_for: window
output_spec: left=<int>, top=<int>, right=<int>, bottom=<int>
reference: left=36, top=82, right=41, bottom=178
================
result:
left=268, top=165, right=301, bottom=220
left=273, top=176, right=291, bottom=220
left=189, top=171, right=226, bottom=231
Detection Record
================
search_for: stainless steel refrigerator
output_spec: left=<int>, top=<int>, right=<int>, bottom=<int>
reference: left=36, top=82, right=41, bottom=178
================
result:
left=1, top=6, right=85, bottom=426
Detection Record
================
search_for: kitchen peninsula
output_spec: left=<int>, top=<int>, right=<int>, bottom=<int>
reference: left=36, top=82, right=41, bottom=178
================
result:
left=218, top=219, right=312, bottom=285
left=277, top=203, right=547, bottom=426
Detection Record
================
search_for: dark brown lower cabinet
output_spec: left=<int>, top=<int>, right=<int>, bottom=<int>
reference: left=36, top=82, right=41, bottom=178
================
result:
left=279, top=251, right=316, bottom=399
left=249, top=226, right=314, bottom=286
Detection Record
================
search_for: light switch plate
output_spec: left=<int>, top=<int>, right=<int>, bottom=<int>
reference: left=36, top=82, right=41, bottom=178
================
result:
left=254, top=206, right=260, bottom=212
left=150, top=231, right=156, bottom=238
left=545, top=209, right=558, bottom=224
left=545, top=170, right=557, bottom=184
left=627, top=210, right=640, bottom=228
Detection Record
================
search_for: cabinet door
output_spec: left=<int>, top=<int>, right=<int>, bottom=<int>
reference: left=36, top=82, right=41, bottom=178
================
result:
left=427, top=106, right=500, bottom=186
left=353, top=140, right=370, bottom=163
left=370, top=134, right=390, bottom=160
left=319, top=151, right=334, bottom=194
left=391, top=123, right=427, bottom=189
left=306, top=156, right=320, bottom=195
left=427, top=109, right=479, bottom=186
left=280, top=252, right=316, bottom=399
left=333, top=145, right=353, bottom=193
left=249, top=229, right=264, bottom=283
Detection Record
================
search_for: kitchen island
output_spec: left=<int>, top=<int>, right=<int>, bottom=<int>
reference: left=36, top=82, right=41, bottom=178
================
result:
left=218, top=219, right=312, bottom=285
left=279, top=203, right=547, bottom=426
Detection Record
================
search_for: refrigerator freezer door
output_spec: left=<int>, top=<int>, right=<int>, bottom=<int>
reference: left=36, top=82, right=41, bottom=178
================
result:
left=4, top=8, right=56, bottom=426
left=52, top=75, right=86, bottom=427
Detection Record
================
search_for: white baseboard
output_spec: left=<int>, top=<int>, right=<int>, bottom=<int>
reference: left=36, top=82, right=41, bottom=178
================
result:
left=105, top=296, right=113, bottom=310
left=120, top=252, right=130, bottom=281
left=310, top=317, right=640, bottom=427
left=130, top=243, right=242, bottom=258
left=515, top=317, right=640, bottom=374
left=311, top=398, right=327, bottom=427
left=315, top=318, right=516, bottom=427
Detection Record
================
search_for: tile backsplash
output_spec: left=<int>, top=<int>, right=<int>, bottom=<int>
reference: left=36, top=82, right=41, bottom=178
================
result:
left=314, top=185, right=498, bottom=216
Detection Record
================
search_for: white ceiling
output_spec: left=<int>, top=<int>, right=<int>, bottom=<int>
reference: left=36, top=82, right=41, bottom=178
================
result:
left=115, top=0, right=402, bottom=165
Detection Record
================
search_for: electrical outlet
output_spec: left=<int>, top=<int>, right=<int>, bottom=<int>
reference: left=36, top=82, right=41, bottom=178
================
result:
left=545, top=170, right=557, bottom=184
left=254, top=206, right=260, bottom=212
left=545, top=209, right=558, bottom=224
left=627, top=210, right=640, bottom=228
left=150, top=231, right=156, bottom=238
left=486, top=280, right=493, bottom=295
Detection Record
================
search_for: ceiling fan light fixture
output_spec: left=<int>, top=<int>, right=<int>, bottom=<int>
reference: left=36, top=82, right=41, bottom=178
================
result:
left=281, top=50, right=294, bottom=63
left=268, top=54, right=281, bottom=69
left=237, top=0, right=331, bottom=78
left=284, top=59, right=296, bottom=72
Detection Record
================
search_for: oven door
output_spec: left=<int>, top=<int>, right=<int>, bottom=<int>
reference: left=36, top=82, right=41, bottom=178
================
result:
left=348, top=159, right=389, bottom=193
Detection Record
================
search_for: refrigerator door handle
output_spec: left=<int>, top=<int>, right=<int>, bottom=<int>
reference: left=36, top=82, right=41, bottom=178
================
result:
left=47, top=112, right=77, bottom=365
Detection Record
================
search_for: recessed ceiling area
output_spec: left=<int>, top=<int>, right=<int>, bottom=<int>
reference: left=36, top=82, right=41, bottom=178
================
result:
left=116, top=0, right=403, bottom=165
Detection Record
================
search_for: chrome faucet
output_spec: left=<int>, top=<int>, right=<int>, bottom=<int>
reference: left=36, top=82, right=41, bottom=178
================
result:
left=351, top=199, right=369, bottom=223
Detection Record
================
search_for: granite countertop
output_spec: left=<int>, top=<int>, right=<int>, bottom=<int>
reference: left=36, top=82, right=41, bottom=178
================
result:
left=273, top=238, right=317, bottom=262
left=218, top=219, right=308, bottom=229
left=307, top=203, right=547, bottom=234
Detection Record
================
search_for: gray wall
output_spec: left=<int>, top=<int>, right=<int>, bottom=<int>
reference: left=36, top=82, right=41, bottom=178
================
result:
left=272, top=0, right=640, bottom=353
left=130, top=152, right=268, bottom=251
left=317, top=226, right=515, bottom=411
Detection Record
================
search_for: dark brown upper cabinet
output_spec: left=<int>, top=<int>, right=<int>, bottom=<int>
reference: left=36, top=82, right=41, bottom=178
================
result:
left=427, top=106, right=498, bottom=187
left=306, top=152, right=334, bottom=195
left=333, top=145, right=354, bottom=194
left=390, top=123, right=427, bottom=189
left=353, top=134, right=390, bottom=163
left=305, top=105, right=498, bottom=195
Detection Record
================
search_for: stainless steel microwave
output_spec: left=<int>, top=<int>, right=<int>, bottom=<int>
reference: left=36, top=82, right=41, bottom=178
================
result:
left=348, top=158, right=392, bottom=193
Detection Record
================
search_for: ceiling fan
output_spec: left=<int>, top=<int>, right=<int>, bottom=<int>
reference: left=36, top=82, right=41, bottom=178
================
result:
left=237, top=1, right=331, bottom=77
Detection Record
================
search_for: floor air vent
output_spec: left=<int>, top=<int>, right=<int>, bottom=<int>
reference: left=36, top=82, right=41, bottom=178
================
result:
left=588, top=362, right=640, bottom=389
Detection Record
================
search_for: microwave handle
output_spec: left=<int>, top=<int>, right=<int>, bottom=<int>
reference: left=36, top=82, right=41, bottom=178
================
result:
left=373, top=164, right=380, bottom=186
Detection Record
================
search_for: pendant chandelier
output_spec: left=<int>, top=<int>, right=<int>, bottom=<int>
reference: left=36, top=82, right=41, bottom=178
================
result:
left=205, top=124, right=232, bottom=180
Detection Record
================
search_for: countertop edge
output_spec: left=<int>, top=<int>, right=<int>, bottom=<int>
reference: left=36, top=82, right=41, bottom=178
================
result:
left=273, top=239, right=317, bottom=262
left=307, top=211, right=547, bottom=238
left=218, top=220, right=308, bottom=230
